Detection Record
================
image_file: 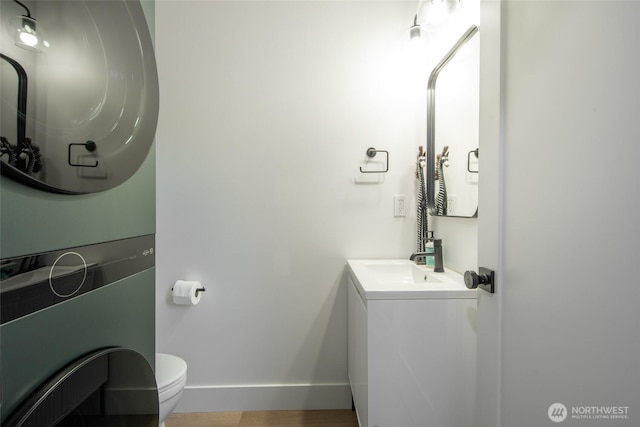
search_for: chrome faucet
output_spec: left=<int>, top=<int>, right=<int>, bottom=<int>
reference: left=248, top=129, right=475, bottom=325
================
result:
left=409, top=239, right=444, bottom=272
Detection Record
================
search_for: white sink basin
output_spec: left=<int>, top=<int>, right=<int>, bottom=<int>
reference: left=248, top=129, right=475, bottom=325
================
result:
left=347, top=259, right=477, bottom=300
left=361, top=262, right=443, bottom=284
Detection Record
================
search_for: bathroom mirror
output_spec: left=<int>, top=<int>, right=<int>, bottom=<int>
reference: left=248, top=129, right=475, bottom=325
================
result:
left=426, top=26, right=479, bottom=217
left=0, top=0, right=158, bottom=194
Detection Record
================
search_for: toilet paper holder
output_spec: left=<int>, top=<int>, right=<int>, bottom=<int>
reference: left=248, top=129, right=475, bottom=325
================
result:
left=171, top=285, right=206, bottom=296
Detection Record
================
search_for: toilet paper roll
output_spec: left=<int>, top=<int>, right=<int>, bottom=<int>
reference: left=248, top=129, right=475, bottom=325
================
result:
left=172, top=280, right=202, bottom=305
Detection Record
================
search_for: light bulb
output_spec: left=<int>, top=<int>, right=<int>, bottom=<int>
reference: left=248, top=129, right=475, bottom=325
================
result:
left=416, top=0, right=460, bottom=30
left=19, top=31, right=38, bottom=47
left=428, top=1, right=448, bottom=25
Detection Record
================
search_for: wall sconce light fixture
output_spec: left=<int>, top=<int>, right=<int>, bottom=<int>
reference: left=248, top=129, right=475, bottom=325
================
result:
left=13, top=0, right=49, bottom=52
left=409, top=15, right=424, bottom=41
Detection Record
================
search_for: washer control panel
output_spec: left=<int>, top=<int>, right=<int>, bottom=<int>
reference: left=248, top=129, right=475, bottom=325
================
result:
left=0, top=235, right=155, bottom=324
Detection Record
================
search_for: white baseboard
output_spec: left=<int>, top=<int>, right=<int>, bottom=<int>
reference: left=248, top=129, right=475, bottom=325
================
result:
left=174, top=383, right=352, bottom=413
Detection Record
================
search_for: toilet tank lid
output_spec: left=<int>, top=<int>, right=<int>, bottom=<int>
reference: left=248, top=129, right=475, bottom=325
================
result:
left=156, top=353, right=187, bottom=389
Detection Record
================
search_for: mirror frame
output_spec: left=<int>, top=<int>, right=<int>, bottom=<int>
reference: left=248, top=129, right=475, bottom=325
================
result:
left=426, top=25, right=479, bottom=217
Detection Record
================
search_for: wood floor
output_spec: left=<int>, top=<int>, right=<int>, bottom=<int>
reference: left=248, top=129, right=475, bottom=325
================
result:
left=166, top=410, right=359, bottom=427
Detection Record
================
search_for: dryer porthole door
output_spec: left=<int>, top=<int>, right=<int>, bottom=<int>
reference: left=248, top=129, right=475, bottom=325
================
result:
left=3, top=347, right=159, bottom=427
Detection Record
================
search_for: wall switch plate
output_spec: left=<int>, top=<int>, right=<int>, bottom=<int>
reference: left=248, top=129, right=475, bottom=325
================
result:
left=394, top=195, right=406, bottom=217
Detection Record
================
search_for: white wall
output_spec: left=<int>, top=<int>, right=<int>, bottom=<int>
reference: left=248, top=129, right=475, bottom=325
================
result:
left=154, top=0, right=442, bottom=411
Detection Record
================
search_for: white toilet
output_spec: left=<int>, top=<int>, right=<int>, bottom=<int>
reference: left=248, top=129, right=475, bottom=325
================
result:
left=156, top=353, right=187, bottom=427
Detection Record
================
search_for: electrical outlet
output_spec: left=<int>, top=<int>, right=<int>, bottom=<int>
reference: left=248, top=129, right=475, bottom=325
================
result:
left=447, top=195, right=456, bottom=215
left=394, top=195, right=406, bottom=217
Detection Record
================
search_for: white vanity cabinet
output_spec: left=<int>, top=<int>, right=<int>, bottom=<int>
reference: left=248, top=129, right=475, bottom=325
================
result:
left=347, top=260, right=477, bottom=427
left=348, top=276, right=370, bottom=427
